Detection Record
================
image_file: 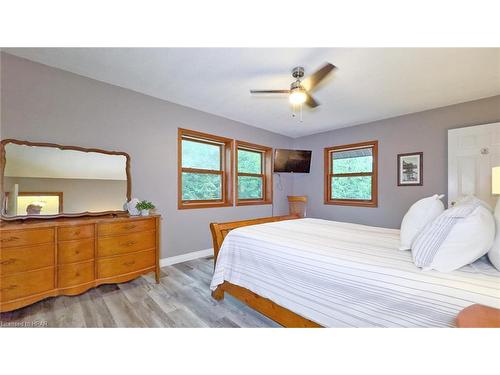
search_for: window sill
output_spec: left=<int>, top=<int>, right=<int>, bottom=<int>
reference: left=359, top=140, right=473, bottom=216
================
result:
left=324, top=199, right=378, bottom=208
left=178, top=201, right=233, bottom=210
left=236, top=200, right=272, bottom=206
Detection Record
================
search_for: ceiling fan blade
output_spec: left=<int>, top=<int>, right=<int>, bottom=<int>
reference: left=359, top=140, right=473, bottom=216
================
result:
left=301, top=63, right=336, bottom=92
left=305, top=92, right=320, bottom=108
left=250, top=89, right=290, bottom=94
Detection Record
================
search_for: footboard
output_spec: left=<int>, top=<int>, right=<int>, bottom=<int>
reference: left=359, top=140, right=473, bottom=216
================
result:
left=208, top=214, right=321, bottom=328
left=209, top=214, right=299, bottom=264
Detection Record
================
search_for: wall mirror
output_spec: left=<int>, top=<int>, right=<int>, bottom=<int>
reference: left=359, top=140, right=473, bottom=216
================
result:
left=1, top=139, right=131, bottom=220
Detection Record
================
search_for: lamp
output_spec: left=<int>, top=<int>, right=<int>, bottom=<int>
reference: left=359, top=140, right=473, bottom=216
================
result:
left=289, top=88, right=307, bottom=105
left=493, top=166, right=500, bottom=215
left=493, top=166, right=500, bottom=195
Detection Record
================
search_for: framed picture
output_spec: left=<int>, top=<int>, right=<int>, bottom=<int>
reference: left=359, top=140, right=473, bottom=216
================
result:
left=397, top=152, right=423, bottom=186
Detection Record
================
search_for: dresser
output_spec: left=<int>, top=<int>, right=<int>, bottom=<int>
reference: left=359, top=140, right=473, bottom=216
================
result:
left=0, top=215, right=160, bottom=312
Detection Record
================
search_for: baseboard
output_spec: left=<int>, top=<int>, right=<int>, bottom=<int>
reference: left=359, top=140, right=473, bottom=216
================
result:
left=160, top=248, right=213, bottom=267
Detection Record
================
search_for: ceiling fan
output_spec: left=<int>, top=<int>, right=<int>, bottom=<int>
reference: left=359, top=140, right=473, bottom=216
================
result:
left=250, top=62, right=337, bottom=109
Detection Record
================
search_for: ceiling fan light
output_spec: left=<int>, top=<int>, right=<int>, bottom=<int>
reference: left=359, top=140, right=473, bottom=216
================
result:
left=289, top=89, right=307, bottom=105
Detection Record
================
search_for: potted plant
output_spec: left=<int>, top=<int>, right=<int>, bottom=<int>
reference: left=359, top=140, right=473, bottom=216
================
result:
left=136, top=200, right=155, bottom=216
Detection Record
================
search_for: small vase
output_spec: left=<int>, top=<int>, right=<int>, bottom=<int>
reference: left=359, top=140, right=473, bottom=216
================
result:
left=140, top=209, right=150, bottom=216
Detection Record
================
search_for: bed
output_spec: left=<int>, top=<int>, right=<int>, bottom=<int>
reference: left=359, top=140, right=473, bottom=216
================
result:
left=210, top=216, right=500, bottom=327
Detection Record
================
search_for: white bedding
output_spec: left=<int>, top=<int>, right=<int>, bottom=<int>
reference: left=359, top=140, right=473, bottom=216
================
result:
left=210, top=218, right=500, bottom=327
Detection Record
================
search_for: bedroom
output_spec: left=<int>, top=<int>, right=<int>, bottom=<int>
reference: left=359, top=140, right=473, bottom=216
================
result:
left=1, top=1, right=500, bottom=374
left=3, top=48, right=500, bottom=327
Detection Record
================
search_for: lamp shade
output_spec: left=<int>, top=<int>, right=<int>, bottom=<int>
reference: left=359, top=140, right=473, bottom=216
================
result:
left=493, top=166, right=500, bottom=195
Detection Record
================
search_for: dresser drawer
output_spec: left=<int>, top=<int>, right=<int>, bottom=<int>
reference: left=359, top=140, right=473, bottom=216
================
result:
left=58, top=225, right=94, bottom=241
left=0, top=243, right=55, bottom=275
left=58, top=238, right=94, bottom=264
left=0, top=267, right=55, bottom=302
left=0, top=228, right=54, bottom=248
left=58, top=261, right=94, bottom=288
left=98, top=218, right=155, bottom=237
left=97, top=231, right=155, bottom=257
left=97, top=250, right=155, bottom=279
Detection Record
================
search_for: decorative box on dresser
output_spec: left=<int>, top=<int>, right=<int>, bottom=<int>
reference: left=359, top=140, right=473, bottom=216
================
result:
left=0, top=215, right=161, bottom=312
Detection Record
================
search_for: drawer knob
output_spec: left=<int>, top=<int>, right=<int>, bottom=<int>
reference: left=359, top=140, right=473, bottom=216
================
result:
left=1, top=236, right=19, bottom=243
left=0, top=258, right=16, bottom=265
left=123, top=241, right=137, bottom=247
left=73, top=230, right=81, bottom=236
left=123, top=260, right=135, bottom=266
left=124, top=224, right=136, bottom=230
left=75, top=272, right=80, bottom=277
left=75, top=250, right=80, bottom=255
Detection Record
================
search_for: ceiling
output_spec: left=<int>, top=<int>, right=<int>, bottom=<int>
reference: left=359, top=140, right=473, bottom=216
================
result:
left=5, top=143, right=127, bottom=180
left=5, top=48, right=500, bottom=138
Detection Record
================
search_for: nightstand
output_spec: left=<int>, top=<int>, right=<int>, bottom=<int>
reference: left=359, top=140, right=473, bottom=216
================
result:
left=456, top=304, right=500, bottom=328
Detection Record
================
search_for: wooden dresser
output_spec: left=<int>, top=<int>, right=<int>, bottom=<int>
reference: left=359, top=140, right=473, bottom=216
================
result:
left=0, top=214, right=160, bottom=312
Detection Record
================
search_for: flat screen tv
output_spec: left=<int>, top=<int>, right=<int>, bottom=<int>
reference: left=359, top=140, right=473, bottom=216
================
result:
left=273, top=149, right=312, bottom=173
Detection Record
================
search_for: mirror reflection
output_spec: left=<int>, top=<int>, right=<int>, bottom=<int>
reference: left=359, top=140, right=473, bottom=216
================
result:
left=2, top=143, right=128, bottom=217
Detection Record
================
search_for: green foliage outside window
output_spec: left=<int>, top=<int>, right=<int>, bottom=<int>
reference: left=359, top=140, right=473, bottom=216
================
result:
left=333, top=155, right=372, bottom=173
left=182, top=172, right=221, bottom=200
left=182, top=139, right=220, bottom=170
left=180, top=138, right=266, bottom=202
left=238, top=176, right=263, bottom=199
left=181, top=139, right=223, bottom=201
left=332, top=176, right=372, bottom=200
left=238, top=149, right=262, bottom=174
left=238, top=149, right=263, bottom=199
left=331, top=151, right=373, bottom=200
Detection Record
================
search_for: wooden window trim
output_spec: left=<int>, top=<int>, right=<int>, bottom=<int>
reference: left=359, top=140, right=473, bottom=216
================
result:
left=235, top=140, right=273, bottom=206
left=178, top=128, right=233, bottom=209
left=324, top=140, right=378, bottom=208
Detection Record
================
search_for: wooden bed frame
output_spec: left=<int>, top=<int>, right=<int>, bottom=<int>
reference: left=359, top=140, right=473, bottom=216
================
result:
left=210, top=215, right=489, bottom=328
left=209, top=215, right=322, bottom=328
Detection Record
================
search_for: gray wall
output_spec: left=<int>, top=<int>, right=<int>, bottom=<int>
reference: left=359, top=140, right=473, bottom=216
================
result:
left=0, top=53, right=294, bottom=257
left=2, top=52, right=499, bottom=256
left=292, top=95, right=500, bottom=228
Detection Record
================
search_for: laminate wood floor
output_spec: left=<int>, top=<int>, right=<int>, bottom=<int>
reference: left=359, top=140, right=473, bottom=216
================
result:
left=0, top=257, right=279, bottom=328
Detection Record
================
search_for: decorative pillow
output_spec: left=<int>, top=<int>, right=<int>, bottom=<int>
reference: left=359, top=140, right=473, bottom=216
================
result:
left=487, top=200, right=500, bottom=271
left=412, top=198, right=495, bottom=272
left=454, top=194, right=493, bottom=212
left=399, top=194, right=445, bottom=251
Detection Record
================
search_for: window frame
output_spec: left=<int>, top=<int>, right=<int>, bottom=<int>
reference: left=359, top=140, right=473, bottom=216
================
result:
left=178, top=128, right=233, bottom=209
left=235, top=140, right=273, bottom=206
left=324, top=140, right=378, bottom=207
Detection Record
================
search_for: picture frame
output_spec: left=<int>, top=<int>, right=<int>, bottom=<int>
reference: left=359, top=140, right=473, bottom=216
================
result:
left=397, top=152, right=423, bottom=186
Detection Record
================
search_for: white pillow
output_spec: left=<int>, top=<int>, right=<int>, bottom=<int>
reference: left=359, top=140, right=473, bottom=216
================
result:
left=399, top=194, right=445, bottom=250
left=454, top=194, right=493, bottom=212
left=412, top=202, right=495, bottom=272
left=487, top=200, right=500, bottom=271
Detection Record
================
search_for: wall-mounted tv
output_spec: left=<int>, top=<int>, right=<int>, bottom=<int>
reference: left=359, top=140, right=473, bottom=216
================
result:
left=273, top=149, right=312, bottom=173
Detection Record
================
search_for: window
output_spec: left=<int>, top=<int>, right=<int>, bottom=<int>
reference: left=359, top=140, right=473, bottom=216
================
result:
left=235, top=141, right=272, bottom=205
left=324, top=141, right=378, bottom=207
left=178, top=128, right=233, bottom=209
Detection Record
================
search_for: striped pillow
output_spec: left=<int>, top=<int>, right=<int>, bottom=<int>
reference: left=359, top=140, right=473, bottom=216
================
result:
left=412, top=198, right=495, bottom=271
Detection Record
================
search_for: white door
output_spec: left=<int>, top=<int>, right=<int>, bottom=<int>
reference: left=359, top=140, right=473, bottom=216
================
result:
left=448, top=122, right=500, bottom=208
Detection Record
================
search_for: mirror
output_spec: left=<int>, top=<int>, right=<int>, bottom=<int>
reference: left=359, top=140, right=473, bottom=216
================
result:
left=1, top=140, right=131, bottom=219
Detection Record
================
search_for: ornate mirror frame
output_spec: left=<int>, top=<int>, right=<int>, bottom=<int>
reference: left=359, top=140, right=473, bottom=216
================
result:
left=0, top=139, right=131, bottom=221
